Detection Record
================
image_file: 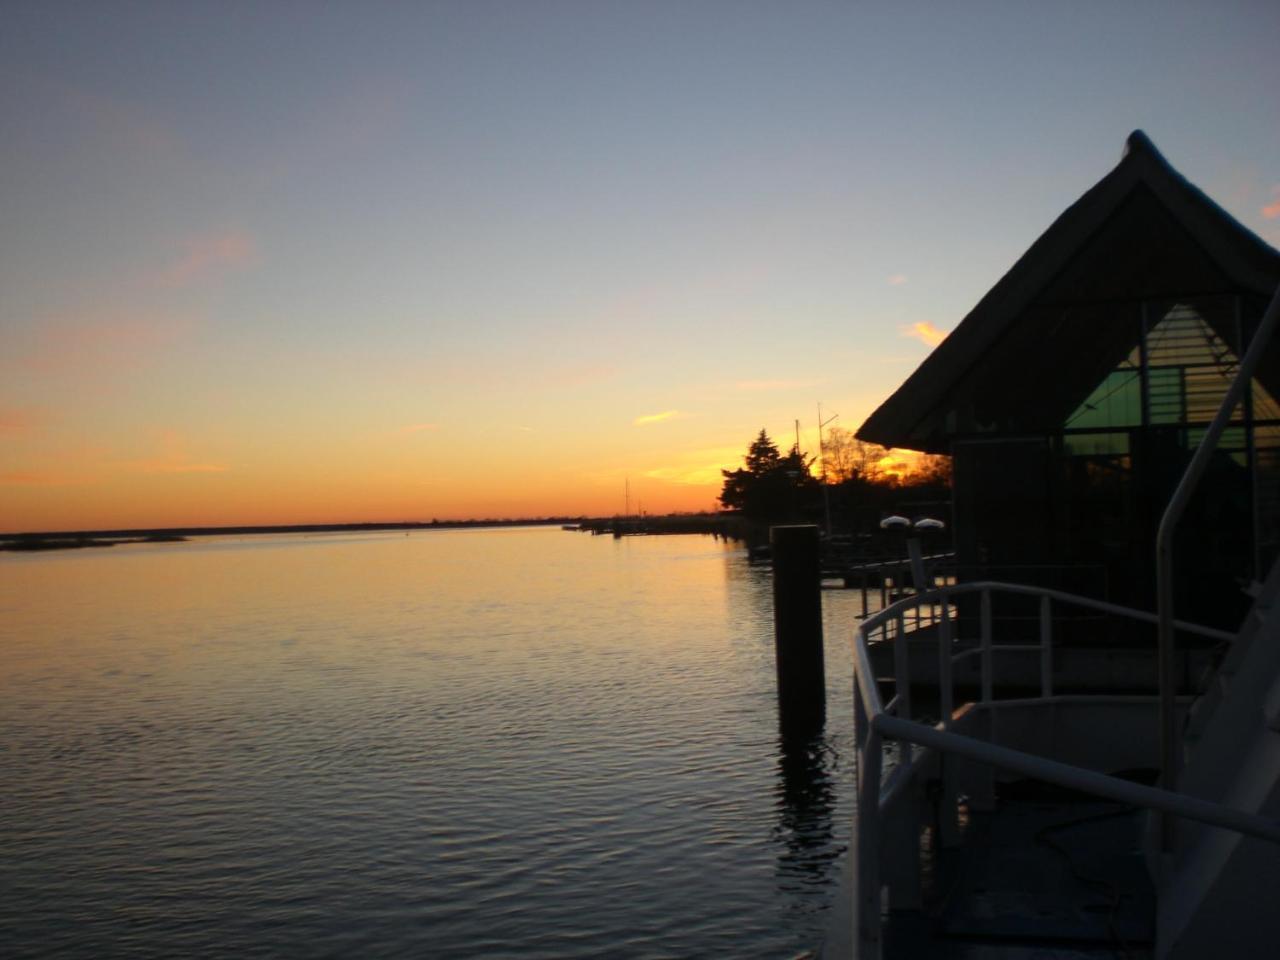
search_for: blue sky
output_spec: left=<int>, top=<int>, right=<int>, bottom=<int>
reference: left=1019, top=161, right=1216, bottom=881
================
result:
left=2, top=1, right=1278, bottom=528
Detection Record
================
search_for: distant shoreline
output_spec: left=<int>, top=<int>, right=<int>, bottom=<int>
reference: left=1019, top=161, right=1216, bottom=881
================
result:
left=0, top=518, right=581, bottom=548
left=0, top=515, right=734, bottom=551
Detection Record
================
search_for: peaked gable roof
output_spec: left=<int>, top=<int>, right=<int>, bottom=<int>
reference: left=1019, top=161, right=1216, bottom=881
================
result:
left=858, top=131, right=1280, bottom=452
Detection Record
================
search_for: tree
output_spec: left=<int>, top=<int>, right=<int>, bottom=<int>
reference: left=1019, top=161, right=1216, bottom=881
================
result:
left=744, top=429, right=783, bottom=475
left=719, top=429, right=817, bottom=520
left=905, top=453, right=952, bottom=486
left=822, top=426, right=891, bottom=484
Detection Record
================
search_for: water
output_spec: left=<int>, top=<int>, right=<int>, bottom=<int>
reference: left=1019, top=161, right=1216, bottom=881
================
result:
left=0, top=527, right=864, bottom=958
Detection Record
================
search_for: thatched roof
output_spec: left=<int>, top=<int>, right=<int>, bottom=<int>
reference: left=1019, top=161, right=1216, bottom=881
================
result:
left=857, top=131, right=1280, bottom=453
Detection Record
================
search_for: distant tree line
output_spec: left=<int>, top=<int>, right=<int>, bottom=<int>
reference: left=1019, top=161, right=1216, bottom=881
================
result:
left=820, top=426, right=951, bottom=488
left=719, top=427, right=951, bottom=530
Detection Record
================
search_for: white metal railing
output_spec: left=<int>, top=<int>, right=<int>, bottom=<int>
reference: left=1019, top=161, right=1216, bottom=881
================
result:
left=851, top=581, right=1280, bottom=958
left=1155, top=284, right=1280, bottom=852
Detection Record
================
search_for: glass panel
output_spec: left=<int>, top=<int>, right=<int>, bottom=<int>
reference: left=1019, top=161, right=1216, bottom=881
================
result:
left=1186, top=426, right=1248, bottom=467
left=1065, top=370, right=1141, bottom=429
left=1061, top=300, right=1269, bottom=432
left=1253, top=379, right=1280, bottom=421
left=1145, top=303, right=1239, bottom=424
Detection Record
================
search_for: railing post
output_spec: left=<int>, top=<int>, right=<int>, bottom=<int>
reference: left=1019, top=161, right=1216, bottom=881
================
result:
left=853, top=684, right=883, bottom=957
left=882, top=782, right=923, bottom=911
left=908, top=538, right=927, bottom=632
left=885, top=609, right=926, bottom=911
left=938, top=590, right=954, bottom=724
left=980, top=588, right=993, bottom=704
left=936, top=589, right=961, bottom=848
left=894, top=611, right=912, bottom=767
left=1039, top=594, right=1053, bottom=698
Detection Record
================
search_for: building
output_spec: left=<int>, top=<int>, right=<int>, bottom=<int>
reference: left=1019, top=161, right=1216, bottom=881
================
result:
left=858, top=131, right=1280, bottom=630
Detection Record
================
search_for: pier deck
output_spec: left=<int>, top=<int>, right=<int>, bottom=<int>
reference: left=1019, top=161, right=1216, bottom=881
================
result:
left=825, top=780, right=1156, bottom=959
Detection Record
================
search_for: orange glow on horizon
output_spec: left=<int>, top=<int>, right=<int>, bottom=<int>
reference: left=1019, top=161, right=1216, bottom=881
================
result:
left=0, top=467, right=724, bottom=533
left=873, top=449, right=931, bottom=483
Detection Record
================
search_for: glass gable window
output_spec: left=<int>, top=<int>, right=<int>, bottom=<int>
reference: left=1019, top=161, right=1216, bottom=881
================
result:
left=1057, top=298, right=1280, bottom=585
left=1146, top=303, right=1238, bottom=424
left=1065, top=301, right=1280, bottom=432
left=1066, top=368, right=1141, bottom=429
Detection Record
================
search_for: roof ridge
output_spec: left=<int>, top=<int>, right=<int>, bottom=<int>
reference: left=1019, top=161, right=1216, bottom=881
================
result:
left=857, top=132, right=1280, bottom=452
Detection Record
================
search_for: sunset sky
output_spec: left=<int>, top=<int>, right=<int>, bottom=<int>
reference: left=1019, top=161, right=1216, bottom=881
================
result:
left=3, top=1, right=1279, bottom=532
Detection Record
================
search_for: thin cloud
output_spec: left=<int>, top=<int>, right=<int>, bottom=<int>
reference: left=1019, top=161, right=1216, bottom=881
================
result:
left=0, top=470, right=90, bottom=487
left=125, top=430, right=228, bottom=475
left=887, top=274, right=908, bottom=286
left=14, top=313, right=195, bottom=378
left=633, top=410, right=688, bottom=427
left=60, top=82, right=186, bottom=166
left=643, top=466, right=719, bottom=485
left=0, top=471, right=45, bottom=486
left=643, top=463, right=724, bottom=486
left=901, top=321, right=948, bottom=348
left=153, top=230, right=257, bottom=288
left=0, top=407, right=44, bottom=438
left=643, top=445, right=744, bottom=486
left=734, top=378, right=824, bottom=392
left=1263, top=186, right=1280, bottom=220
left=139, top=461, right=228, bottom=475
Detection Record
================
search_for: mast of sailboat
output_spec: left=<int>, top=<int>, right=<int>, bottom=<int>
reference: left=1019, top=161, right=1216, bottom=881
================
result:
left=818, top=403, right=839, bottom=537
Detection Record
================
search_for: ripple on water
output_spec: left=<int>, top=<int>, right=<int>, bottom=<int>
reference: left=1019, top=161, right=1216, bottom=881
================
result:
left=0, top=529, right=859, bottom=958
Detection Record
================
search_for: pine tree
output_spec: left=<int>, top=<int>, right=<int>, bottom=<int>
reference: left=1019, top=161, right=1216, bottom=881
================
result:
left=719, top=429, right=816, bottom=519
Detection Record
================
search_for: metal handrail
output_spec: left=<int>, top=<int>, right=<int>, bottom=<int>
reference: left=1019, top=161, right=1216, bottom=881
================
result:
left=828, top=552, right=955, bottom=575
left=1155, top=284, right=1280, bottom=852
left=851, top=580, right=1280, bottom=958
left=859, top=579, right=1235, bottom=646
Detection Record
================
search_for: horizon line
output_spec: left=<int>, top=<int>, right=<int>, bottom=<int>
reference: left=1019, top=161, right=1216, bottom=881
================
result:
left=0, top=512, right=729, bottom=541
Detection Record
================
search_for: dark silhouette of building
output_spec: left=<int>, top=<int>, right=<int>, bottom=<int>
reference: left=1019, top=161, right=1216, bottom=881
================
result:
left=858, top=131, right=1280, bottom=629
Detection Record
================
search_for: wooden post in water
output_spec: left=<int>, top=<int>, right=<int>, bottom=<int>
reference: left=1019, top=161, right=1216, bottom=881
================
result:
left=771, top=524, right=825, bottom=733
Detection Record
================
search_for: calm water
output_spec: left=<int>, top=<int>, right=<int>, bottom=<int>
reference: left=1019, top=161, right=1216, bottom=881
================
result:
left=0, top=527, right=864, bottom=958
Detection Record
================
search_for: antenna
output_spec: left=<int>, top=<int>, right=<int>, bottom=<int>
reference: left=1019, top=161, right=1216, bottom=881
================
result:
left=817, top=403, right=839, bottom=537
left=817, top=402, right=840, bottom=478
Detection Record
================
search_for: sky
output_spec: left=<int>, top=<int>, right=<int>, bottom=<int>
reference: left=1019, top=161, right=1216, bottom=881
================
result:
left=2, top=0, right=1278, bottom=532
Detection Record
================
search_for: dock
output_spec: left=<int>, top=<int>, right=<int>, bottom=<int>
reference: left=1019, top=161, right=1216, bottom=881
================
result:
left=575, top=513, right=749, bottom=539
left=824, top=778, right=1157, bottom=959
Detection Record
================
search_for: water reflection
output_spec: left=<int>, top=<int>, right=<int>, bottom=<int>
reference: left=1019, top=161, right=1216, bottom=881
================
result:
left=1, top=529, right=859, bottom=959
left=773, top=728, right=840, bottom=890
left=721, top=542, right=850, bottom=913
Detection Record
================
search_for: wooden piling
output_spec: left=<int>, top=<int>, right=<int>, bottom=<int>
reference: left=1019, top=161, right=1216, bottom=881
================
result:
left=771, top=524, right=825, bottom=732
